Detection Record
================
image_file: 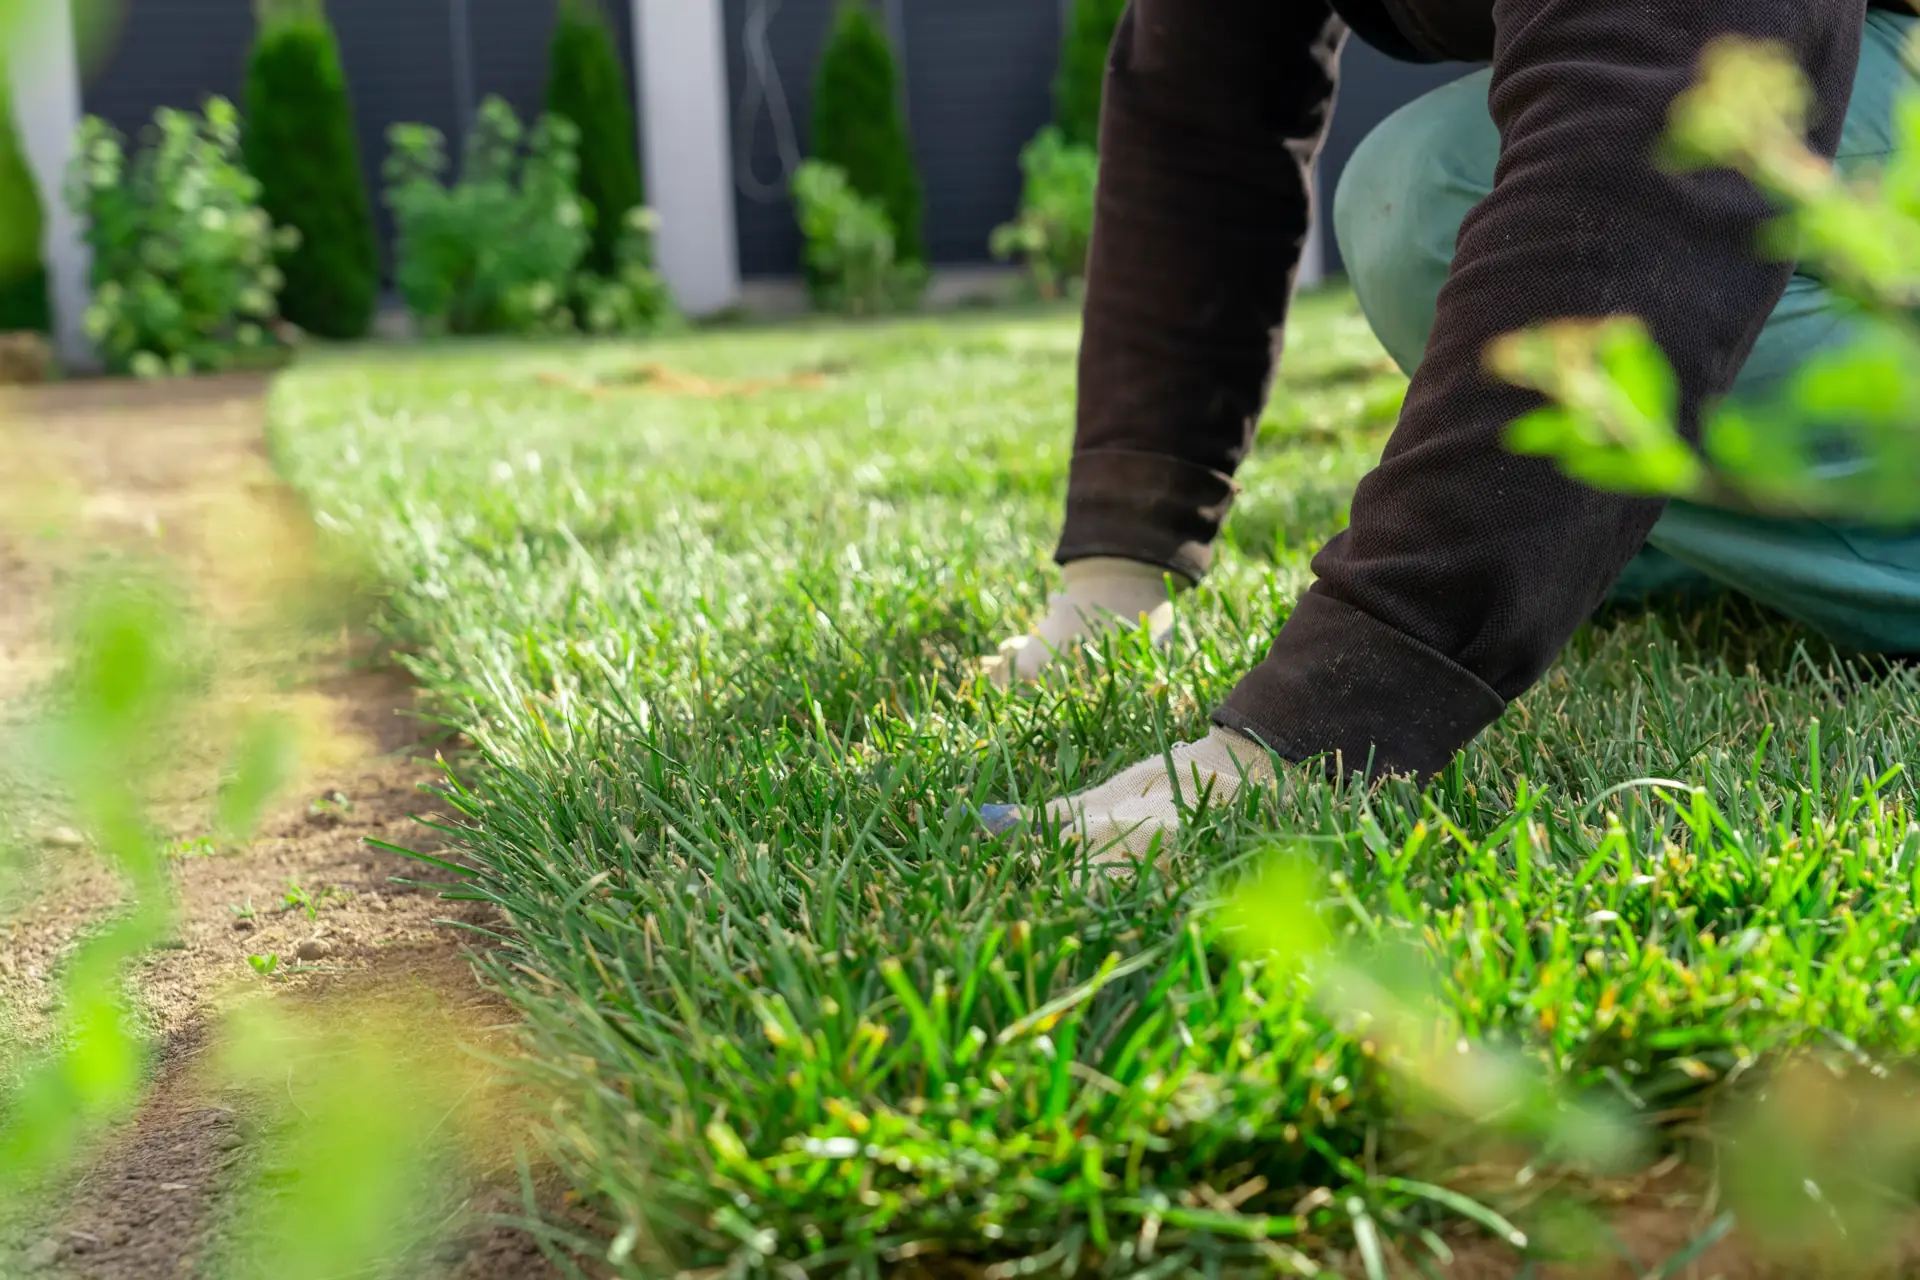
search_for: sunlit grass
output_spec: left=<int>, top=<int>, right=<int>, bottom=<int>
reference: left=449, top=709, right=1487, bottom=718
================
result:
left=271, top=292, right=1920, bottom=1275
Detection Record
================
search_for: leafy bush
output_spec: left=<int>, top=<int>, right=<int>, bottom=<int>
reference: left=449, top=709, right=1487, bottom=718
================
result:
left=809, top=1, right=923, bottom=271
left=66, top=98, right=296, bottom=378
left=791, top=159, right=923, bottom=315
left=1493, top=41, right=1920, bottom=523
left=384, top=97, right=590, bottom=337
left=0, top=74, right=51, bottom=334
left=574, top=205, right=679, bottom=336
left=991, top=126, right=1097, bottom=300
left=242, top=6, right=381, bottom=340
left=1054, top=0, right=1125, bottom=148
left=546, top=0, right=643, bottom=277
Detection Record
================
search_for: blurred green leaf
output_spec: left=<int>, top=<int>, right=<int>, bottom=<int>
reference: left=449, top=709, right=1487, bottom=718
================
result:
left=1489, top=318, right=1705, bottom=499
left=218, top=1001, right=481, bottom=1280
left=1216, top=845, right=1331, bottom=970
left=216, top=713, right=297, bottom=844
left=0, top=579, right=181, bottom=1191
left=1790, top=334, right=1916, bottom=424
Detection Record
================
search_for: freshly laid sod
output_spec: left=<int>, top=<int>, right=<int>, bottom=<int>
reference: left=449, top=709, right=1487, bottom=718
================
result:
left=272, top=293, right=1920, bottom=1276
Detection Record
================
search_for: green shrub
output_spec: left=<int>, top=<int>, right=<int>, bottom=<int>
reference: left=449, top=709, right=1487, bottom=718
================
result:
left=66, top=98, right=296, bottom=377
left=242, top=6, right=380, bottom=340
left=792, top=159, right=923, bottom=315
left=1054, top=0, right=1124, bottom=148
left=809, top=1, right=923, bottom=272
left=0, top=75, right=50, bottom=333
left=385, top=97, right=591, bottom=337
left=990, top=126, right=1097, bottom=300
left=575, top=205, right=679, bottom=336
left=546, top=0, right=643, bottom=277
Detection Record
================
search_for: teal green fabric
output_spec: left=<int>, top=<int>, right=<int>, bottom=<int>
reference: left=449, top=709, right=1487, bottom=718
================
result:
left=1332, top=10, right=1920, bottom=653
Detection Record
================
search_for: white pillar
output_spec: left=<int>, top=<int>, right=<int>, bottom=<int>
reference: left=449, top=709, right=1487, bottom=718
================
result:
left=7, top=0, right=93, bottom=371
left=633, top=0, right=741, bottom=316
left=1299, top=162, right=1326, bottom=291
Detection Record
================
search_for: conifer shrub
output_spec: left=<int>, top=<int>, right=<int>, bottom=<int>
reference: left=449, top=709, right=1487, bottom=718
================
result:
left=546, top=0, right=643, bottom=276
left=0, top=79, right=50, bottom=334
left=809, top=1, right=923, bottom=273
left=1054, top=0, right=1125, bottom=148
left=242, top=2, right=381, bottom=340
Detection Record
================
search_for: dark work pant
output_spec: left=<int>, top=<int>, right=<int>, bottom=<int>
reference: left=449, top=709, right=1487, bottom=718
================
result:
left=1054, top=0, right=1495, bottom=586
left=1059, top=0, right=1868, bottom=777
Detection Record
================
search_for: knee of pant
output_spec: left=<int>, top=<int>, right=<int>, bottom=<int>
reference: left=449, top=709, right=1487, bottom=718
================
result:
left=1332, top=71, right=1493, bottom=377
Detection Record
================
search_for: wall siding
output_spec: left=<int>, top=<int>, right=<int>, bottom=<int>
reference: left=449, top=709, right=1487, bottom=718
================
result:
left=329, top=2, right=464, bottom=269
left=77, top=2, right=1469, bottom=285
left=723, top=0, right=838, bottom=279
left=79, top=0, right=253, bottom=131
left=900, top=0, right=1057, bottom=266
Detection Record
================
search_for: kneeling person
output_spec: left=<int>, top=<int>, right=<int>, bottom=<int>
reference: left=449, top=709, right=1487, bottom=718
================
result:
left=981, top=0, right=1920, bottom=861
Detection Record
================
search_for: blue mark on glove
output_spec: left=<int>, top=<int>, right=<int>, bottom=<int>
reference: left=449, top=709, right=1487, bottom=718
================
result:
left=977, top=804, right=1025, bottom=837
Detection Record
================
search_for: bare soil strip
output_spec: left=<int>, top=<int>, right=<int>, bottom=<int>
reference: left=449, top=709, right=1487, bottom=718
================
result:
left=0, top=376, right=556, bottom=1280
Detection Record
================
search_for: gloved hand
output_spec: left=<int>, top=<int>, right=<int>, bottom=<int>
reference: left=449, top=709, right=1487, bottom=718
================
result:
left=980, top=557, right=1183, bottom=688
left=979, top=727, right=1278, bottom=866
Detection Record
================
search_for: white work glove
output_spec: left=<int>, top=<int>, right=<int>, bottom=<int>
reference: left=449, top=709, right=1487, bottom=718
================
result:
left=981, top=557, right=1182, bottom=688
left=979, top=727, right=1278, bottom=866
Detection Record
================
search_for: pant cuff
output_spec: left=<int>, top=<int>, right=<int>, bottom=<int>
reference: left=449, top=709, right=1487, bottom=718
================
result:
left=1214, top=590, right=1507, bottom=780
left=1054, top=448, right=1238, bottom=583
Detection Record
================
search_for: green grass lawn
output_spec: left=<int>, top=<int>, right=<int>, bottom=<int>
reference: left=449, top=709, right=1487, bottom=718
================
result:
left=271, top=292, right=1920, bottom=1276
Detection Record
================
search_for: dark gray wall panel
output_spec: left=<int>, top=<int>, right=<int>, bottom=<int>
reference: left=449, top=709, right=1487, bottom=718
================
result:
left=80, top=0, right=253, bottom=132
left=724, top=0, right=839, bottom=278
left=724, top=0, right=1060, bottom=277
left=330, top=1, right=463, bottom=271
left=470, top=0, right=558, bottom=126
left=80, top=1, right=640, bottom=279
left=901, top=0, right=1058, bottom=265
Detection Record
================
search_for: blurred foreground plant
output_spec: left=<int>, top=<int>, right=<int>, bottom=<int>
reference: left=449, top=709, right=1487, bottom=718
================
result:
left=0, top=573, right=506, bottom=1274
left=0, top=575, right=294, bottom=1184
left=215, top=997, right=502, bottom=1280
left=1491, top=36, right=1920, bottom=522
left=0, top=584, right=184, bottom=1187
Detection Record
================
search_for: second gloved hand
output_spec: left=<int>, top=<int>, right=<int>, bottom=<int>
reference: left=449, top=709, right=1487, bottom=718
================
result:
left=981, top=557, right=1184, bottom=688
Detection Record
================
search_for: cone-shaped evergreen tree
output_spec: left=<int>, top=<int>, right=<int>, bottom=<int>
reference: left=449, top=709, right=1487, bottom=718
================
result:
left=242, top=3, right=382, bottom=339
left=810, top=1, right=924, bottom=265
left=546, top=0, right=643, bottom=275
left=1055, top=0, right=1126, bottom=149
left=0, top=76, right=50, bottom=333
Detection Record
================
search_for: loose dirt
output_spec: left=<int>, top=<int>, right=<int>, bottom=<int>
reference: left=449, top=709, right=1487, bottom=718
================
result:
left=536, top=360, right=831, bottom=398
left=0, top=376, right=558, bottom=1280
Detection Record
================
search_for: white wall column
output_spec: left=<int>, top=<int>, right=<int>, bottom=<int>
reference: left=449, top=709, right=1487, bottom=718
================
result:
left=1299, top=162, right=1326, bottom=291
left=7, top=0, right=93, bottom=371
left=633, top=0, right=740, bottom=317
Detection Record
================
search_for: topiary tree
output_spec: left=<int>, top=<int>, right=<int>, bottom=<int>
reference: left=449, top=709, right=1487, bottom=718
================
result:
left=810, top=0, right=923, bottom=268
left=242, top=0, right=381, bottom=340
left=546, top=0, right=643, bottom=277
left=0, top=74, right=50, bottom=333
left=1054, top=0, right=1125, bottom=149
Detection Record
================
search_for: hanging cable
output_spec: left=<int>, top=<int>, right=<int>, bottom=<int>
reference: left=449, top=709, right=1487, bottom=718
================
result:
left=734, top=0, right=804, bottom=203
